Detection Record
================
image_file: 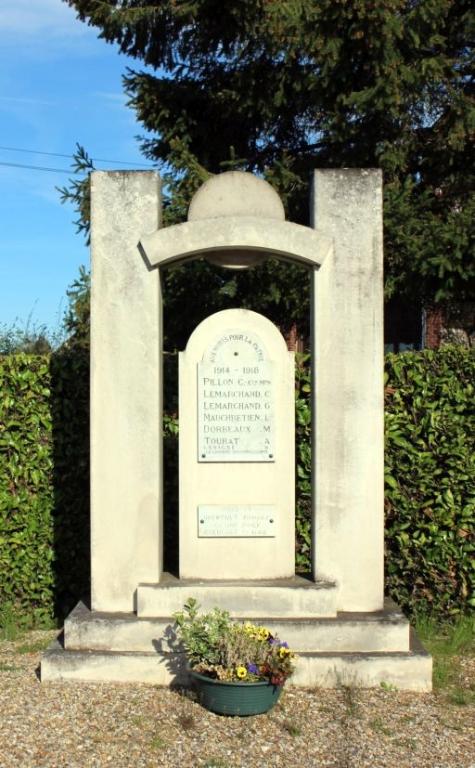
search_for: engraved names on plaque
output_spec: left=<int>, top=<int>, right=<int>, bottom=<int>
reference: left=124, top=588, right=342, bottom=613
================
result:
left=198, top=505, right=276, bottom=538
left=198, top=329, right=274, bottom=462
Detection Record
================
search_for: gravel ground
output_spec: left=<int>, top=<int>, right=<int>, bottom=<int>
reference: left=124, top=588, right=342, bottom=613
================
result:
left=0, top=631, right=474, bottom=768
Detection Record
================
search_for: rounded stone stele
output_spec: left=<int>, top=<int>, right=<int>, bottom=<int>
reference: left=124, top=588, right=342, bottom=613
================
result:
left=188, top=171, right=285, bottom=222
left=188, top=171, right=285, bottom=269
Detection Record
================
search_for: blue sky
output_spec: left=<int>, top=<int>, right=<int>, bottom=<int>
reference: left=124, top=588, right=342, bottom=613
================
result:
left=0, top=0, right=154, bottom=336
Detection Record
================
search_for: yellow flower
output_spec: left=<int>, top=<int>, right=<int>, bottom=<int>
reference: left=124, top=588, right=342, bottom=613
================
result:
left=236, top=666, right=247, bottom=679
left=279, top=647, right=291, bottom=658
left=243, top=623, right=258, bottom=638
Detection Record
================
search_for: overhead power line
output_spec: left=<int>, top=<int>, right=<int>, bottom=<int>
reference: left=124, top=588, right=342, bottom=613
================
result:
left=0, top=160, right=74, bottom=174
left=0, top=144, right=155, bottom=168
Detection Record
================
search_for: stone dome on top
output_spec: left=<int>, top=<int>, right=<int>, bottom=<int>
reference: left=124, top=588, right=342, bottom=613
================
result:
left=187, top=171, right=285, bottom=222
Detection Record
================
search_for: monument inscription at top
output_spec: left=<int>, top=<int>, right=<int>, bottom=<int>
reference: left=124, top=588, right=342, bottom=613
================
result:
left=198, top=329, right=275, bottom=462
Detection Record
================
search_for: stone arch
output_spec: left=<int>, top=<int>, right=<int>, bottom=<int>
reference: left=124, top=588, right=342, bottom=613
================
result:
left=139, top=216, right=332, bottom=270
left=90, top=169, right=384, bottom=615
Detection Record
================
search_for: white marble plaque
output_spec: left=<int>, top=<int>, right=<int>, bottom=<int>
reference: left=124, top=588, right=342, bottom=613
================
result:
left=198, top=330, right=275, bottom=462
left=198, top=505, right=276, bottom=537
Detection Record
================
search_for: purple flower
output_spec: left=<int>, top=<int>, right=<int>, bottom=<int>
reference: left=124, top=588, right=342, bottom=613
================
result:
left=280, top=642, right=289, bottom=648
left=247, top=663, right=259, bottom=674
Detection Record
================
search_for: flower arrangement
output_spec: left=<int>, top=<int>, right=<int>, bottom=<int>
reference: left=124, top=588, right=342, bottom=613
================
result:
left=173, top=598, right=296, bottom=686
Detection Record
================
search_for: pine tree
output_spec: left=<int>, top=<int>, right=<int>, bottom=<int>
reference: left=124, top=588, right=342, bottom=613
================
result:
left=65, top=0, right=474, bottom=346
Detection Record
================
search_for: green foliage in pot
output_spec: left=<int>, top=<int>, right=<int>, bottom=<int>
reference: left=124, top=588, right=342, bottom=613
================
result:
left=174, top=598, right=296, bottom=685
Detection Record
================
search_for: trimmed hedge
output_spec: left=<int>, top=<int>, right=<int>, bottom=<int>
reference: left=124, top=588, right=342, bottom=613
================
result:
left=0, top=347, right=473, bottom=620
left=0, top=356, right=54, bottom=621
left=294, top=346, right=474, bottom=617
left=384, top=347, right=474, bottom=617
left=0, top=350, right=89, bottom=622
left=295, top=354, right=312, bottom=571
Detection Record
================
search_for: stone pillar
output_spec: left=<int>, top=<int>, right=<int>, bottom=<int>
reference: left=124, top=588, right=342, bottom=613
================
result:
left=90, top=171, right=162, bottom=612
left=311, top=169, right=384, bottom=611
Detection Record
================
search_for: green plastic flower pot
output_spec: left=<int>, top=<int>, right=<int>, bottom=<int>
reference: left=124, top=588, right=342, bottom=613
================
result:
left=189, top=671, right=283, bottom=716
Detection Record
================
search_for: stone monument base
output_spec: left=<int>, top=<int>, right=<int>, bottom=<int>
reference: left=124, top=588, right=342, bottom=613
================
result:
left=41, top=578, right=432, bottom=690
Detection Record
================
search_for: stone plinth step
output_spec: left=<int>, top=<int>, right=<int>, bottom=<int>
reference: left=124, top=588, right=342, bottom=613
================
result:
left=64, top=599, right=409, bottom=654
left=42, top=639, right=185, bottom=686
left=136, top=573, right=338, bottom=619
left=292, top=631, right=432, bottom=691
left=41, top=631, right=431, bottom=691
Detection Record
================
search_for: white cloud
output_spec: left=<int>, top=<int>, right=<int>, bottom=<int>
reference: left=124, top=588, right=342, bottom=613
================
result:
left=0, top=0, right=89, bottom=40
left=95, top=91, right=128, bottom=106
left=0, top=95, right=58, bottom=106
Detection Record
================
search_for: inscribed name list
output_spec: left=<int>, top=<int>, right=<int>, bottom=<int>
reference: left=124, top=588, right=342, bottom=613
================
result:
left=198, top=361, right=274, bottom=462
left=198, top=505, right=276, bottom=537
